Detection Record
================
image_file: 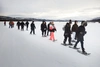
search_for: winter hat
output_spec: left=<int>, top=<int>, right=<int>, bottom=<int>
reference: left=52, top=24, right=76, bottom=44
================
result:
left=82, top=22, right=87, bottom=26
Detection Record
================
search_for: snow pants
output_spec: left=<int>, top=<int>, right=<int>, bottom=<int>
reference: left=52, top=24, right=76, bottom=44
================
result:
left=50, top=32, right=55, bottom=40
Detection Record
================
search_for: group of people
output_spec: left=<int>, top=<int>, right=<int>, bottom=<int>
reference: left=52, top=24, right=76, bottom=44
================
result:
left=40, top=21, right=57, bottom=41
left=16, top=21, right=36, bottom=34
left=3, top=20, right=88, bottom=54
left=9, top=21, right=14, bottom=28
left=16, top=21, right=29, bottom=31
left=63, top=20, right=87, bottom=54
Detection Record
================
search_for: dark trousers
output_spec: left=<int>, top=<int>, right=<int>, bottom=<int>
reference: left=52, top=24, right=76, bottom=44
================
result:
left=63, top=34, right=71, bottom=44
left=30, top=29, right=35, bottom=34
left=9, top=25, right=14, bottom=28
left=74, top=40, right=85, bottom=52
left=9, top=25, right=11, bottom=28
left=42, top=30, right=46, bottom=36
left=21, top=26, right=24, bottom=31
left=47, top=30, right=50, bottom=36
left=75, top=32, right=77, bottom=40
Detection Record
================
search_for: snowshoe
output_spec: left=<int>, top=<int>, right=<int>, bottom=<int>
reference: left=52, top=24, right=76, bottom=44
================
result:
left=77, top=50, right=91, bottom=55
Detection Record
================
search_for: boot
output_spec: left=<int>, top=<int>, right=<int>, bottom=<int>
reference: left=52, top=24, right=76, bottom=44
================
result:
left=69, top=43, right=73, bottom=45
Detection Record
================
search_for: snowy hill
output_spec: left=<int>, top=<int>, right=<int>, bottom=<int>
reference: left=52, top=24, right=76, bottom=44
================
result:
left=0, top=22, right=100, bottom=67
left=88, top=17, right=100, bottom=22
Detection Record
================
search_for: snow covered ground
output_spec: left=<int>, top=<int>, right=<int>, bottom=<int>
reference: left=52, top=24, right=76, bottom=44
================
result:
left=0, top=21, right=100, bottom=67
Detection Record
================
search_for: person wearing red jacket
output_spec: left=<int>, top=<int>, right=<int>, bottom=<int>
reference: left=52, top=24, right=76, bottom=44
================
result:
left=4, top=21, right=6, bottom=26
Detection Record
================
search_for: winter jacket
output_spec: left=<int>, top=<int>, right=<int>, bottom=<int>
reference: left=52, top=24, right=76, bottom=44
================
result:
left=9, top=21, right=14, bottom=25
left=49, top=24, right=56, bottom=32
left=26, top=22, right=29, bottom=26
left=76, top=25, right=87, bottom=41
left=64, top=23, right=71, bottom=36
left=30, top=23, right=36, bottom=30
left=41, top=23, right=47, bottom=31
left=72, top=24, right=78, bottom=32
left=20, top=22, right=25, bottom=27
left=17, top=22, right=20, bottom=26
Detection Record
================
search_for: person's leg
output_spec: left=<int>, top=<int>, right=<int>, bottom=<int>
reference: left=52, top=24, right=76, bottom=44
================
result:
left=47, top=30, right=49, bottom=36
left=48, top=30, right=50, bottom=35
left=22, top=26, right=24, bottom=30
left=68, top=34, right=72, bottom=45
left=80, top=41, right=85, bottom=53
left=19, top=25, right=20, bottom=29
left=26, top=26, right=28, bottom=30
left=63, top=35, right=67, bottom=44
left=72, top=32, right=75, bottom=41
left=50, top=32, right=53, bottom=40
left=75, top=32, right=77, bottom=40
left=23, top=26, right=24, bottom=30
left=11, top=25, right=13, bottom=28
left=30, top=29, right=32, bottom=34
left=33, top=29, right=35, bottom=34
left=4, top=23, right=6, bottom=26
left=9, top=25, right=10, bottom=28
left=52, top=32, right=55, bottom=41
left=27, top=25, right=29, bottom=30
left=44, top=30, right=46, bottom=36
left=42, top=30, right=44, bottom=36
left=74, top=40, right=79, bottom=48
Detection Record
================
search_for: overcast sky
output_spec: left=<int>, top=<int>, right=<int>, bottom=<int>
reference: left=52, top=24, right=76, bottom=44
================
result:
left=0, top=0, right=100, bottom=20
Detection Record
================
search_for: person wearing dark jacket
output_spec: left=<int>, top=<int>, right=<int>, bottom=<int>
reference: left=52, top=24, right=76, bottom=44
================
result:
left=73, top=21, right=87, bottom=54
left=47, top=22, right=51, bottom=36
left=63, top=20, right=72, bottom=45
left=30, top=21, right=36, bottom=34
left=71, top=20, right=78, bottom=41
left=17, top=21, right=21, bottom=30
left=25, top=21, right=29, bottom=30
left=41, top=21, right=47, bottom=37
left=20, top=21, right=25, bottom=31
left=63, top=22, right=72, bottom=45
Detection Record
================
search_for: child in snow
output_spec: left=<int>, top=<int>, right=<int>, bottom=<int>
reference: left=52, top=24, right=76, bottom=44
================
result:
left=49, top=22, right=57, bottom=41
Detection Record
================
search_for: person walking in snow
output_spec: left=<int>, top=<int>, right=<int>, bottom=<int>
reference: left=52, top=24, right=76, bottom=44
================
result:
left=9, top=21, right=14, bottom=28
left=73, top=21, right=87, bottom=54
left=16, top=21, right=21, bottom=30
left=62, top=20, right=72, bottom=45
left=4, top=21, right=6, bottom=26
left=71, top=20, right=78, bottom=42
left=41, top=21, right=47, bottom=37
left=20, top=21, right=25, bottom=31
left=49, top=21, right=57, bottom=41
left=47, top=22, right=51, bottom=36
left=25, top=21, right=29, bottom=30
left=30, top=21, right=36, bottom=34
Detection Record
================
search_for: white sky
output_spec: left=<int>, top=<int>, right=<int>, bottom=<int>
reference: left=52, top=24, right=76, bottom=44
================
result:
left=0, top=0, right=100, bottom=20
